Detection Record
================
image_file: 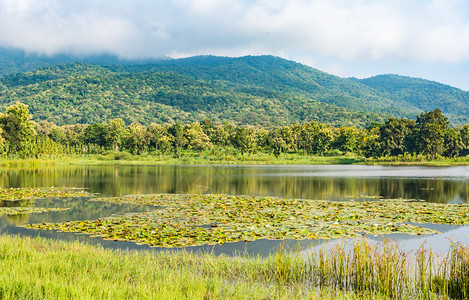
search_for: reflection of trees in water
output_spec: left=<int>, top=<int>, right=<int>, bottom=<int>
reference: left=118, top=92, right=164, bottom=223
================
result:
left=0, top=199, right=33, bottom=207
left=0, top=165, right=466, bottom=203
left=0, top=197, right=152, bottom=226
left=5, top=214, right=29, bottom=225
left=378, top=179, right=468, bottom=203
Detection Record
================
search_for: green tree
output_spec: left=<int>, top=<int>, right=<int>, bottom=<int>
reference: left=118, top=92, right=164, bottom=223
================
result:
left=268, top=129, right=287, bottom=158
left=0, top=103, right=37, bottom=154
left=184, top=123, right=213, bottom=152
left=358, top=127, right=381, bottom=158
left=210, top=122, right=234, bottom=146
left=107, top=118, right=126, bottom=152
left=233, top=127, right=256, bottom=155
left=147, top=123, right=169, bottom=153
left=334, top=127, right=358, bottom=154
left=168, top=121, right=186, bottom=157
left=84, top=123, right=108, bottom=147
left=415, top=109, right=450, bottom=158
left=124, top=123, right=148, bottom=154
left=379, top=118, right=415, bottom=156
left=443, top=128, right=463, bottom=157
left=460, top=125, right=469, bottom=156
left=299, top=121, right=332, bottom=155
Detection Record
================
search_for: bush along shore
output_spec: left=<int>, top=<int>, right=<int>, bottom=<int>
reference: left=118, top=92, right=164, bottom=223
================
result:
left=0, top=103, right=469, bottom=164
left=0, top=234, right=467, bottom=299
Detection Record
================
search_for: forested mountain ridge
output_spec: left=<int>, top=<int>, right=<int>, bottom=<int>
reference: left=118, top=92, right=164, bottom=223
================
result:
left=358, top=74, right=469, bottom=126
left=0, top=51, right=468, bottom=127
left=109, top=56, right=419, bottom=118
left=0, top=63, right=383, bottom=127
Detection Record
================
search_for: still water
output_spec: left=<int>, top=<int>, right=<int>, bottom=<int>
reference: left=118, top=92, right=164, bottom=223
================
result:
left=1, top=164, right=468, bottom=255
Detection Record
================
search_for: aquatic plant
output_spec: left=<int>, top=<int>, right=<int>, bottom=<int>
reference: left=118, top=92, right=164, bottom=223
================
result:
left=26, top=193, right=469, bottom=247
left=0, top=187, right=91, bottom=201
left=0, top=207, right=69, bottom=215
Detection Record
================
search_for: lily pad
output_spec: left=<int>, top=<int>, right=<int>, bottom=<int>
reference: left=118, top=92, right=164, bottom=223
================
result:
left=27, top=194, right=469, bottom=248
left=0, top=187, right=91, bottom=201
left=0, top=207, right=69, bottom=215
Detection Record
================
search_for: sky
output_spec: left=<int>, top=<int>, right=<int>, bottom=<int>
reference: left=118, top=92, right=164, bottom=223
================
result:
left=1, top=0, right=469, bottom=90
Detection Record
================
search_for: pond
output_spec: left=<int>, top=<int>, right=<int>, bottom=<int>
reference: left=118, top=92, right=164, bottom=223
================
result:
left=1, top=164, right=468, bottom=255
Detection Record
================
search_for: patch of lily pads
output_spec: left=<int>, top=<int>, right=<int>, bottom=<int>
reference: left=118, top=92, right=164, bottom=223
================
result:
left=26, top=194, right=469, bottom=248
left=0, top=187, right=90, bottom=216
left=0, top=207, right=70, bottom=215
left=0, top=187, right=91, bottom=201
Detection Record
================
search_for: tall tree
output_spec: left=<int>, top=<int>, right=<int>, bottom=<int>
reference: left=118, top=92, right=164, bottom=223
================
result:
left=184, top=123, right=213, bottom=152
left=415, top=109, right=450, bottom=158
left=107, top=118, right=126, bottom=152
left=233, top=127, right=256, bottom=155
left=379, top=118, right=415, bottom=156
left=124, top=122, right=148, bottom=154
left=334, top=127, right=358, bottom=154
left=0, top=103, right=36, bottom=154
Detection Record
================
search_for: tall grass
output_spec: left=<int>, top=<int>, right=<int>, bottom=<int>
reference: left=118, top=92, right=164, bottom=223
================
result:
left=0, top=234, right=468, bottom=299
left=313, top=238, right=469, bottom=299
left=314, top=239, right=408, bottom=298
left=434, top=242, right=469, bottom=299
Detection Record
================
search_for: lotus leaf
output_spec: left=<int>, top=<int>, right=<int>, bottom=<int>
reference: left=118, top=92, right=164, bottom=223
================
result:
left=26, top=194, right=469, bottom=247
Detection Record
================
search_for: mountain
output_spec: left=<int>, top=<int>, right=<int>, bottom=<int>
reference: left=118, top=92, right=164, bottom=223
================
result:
left=108, top=56, right=419, bottom=118
left=0, top=63, right=383, bottom=127
left=0, top=50, right=468, bottom=127
left=0, top=47, right=166, bottom=77
left=357, top=74, right=469, bottom=126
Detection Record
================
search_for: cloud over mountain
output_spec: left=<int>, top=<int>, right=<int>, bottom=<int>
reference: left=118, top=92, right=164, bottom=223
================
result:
left=1, top=0, right=468, bottom=63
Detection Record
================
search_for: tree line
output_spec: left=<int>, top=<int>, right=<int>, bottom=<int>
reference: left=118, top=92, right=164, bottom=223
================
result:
left=1, top=102, right=468, bottom=160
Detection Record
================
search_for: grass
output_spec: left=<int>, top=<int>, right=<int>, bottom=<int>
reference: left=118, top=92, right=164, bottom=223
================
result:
left=1, top=151, right=468, bottom=166
left=0, top=234, right=381, bottom=300
left=0, top=234, right=468, bottom=299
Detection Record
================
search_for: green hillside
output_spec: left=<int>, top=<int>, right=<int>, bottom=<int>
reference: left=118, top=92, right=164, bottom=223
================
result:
left=358, top=74, right=469, bottom=125
left=111, top=56, right=420, bottom=118
left=0, top=63, right=383, bottom=127
left=0, top=51, right=468, bottom=127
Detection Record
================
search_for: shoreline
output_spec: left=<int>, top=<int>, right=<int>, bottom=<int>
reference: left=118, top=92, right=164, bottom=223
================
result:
left=1, top=154, right=469, bottom=167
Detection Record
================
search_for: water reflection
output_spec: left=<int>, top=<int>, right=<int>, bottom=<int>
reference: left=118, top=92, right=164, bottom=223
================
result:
left=0, top=164, right=467, bottom=203
left=0, top=196, right=324, bottom=256
left=1, top=196, right=466, bottom=257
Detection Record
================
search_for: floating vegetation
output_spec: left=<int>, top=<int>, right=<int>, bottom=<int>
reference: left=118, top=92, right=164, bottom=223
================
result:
left=345, top=195, right=384, bottom=199
left=0, top=207, right=69, bottom=215
left=0, top=187, right=89, bottom=216
left=26, top=194, right=469, bottom=247
left=0, top=187, right=91, bottom=201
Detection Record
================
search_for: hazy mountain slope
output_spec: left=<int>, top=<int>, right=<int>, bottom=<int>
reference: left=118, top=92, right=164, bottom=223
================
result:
left=359, top=74, right=469, bottom=125
left=0, top=47, right=166, bottom=78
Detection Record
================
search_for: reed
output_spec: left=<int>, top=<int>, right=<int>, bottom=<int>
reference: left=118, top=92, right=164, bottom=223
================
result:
left=0, top=234, right=468, bottom=299
left=313, top=239, right=410, bottom=298
left=434, top=242, right=469, bottom=299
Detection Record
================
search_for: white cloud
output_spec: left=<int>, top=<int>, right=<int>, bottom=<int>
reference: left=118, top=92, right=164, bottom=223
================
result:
left=0, top=0, right=469, bottom=64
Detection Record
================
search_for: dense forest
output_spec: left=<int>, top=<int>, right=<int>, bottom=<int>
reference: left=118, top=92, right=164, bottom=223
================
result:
left=0, top=63, right=382, bottom=127
left=1, top=53, right=468, bottom=127
left=1, top=102, right=468, bottom=160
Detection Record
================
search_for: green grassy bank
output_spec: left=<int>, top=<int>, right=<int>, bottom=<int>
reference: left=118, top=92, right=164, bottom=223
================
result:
left=0, top=235, right=366, bottom=300
left=1, top=234, right=467, bottom=299
left=1, top=152, right=469, bottom=167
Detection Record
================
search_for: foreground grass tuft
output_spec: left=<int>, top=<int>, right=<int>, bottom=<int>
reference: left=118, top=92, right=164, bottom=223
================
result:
left=0, top=235, right=468, bottom=299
